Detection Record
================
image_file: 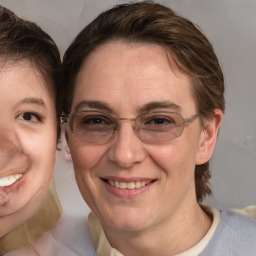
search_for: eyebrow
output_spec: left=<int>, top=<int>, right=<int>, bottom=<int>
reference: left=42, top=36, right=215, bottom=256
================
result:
left=74, top=100, right=181, bottom=113
left=74, top=100, right=113, bottom=112
left=139, top=101, right=182, bottom=113
left=17, top=98, right=46, bottom=108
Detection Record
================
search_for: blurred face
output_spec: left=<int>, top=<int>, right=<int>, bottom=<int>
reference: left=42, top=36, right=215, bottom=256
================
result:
left=68, top=41, right=210, bottom=233
left=0, top=60, right=57, bottom=217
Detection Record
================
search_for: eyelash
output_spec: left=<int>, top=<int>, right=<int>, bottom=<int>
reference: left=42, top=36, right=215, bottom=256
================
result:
left=16, top=112, right=42, bottom=122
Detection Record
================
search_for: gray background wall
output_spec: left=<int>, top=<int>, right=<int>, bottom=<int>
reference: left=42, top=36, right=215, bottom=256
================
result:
left=1, top=0, right=255, bottom=215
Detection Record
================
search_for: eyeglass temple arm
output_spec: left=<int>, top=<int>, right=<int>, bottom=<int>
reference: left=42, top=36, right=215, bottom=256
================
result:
left=60, top=114, right=69, bottom=124
left=184, top=114, right=200, bottom=123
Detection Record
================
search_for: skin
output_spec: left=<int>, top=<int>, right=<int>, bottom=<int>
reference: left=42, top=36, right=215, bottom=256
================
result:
left=67, top=41, right=222, bottom=255
left=0, top=60, right=57, bottom=236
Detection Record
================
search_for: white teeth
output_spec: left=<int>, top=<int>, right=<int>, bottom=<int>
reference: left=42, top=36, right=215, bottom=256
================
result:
left=108, top=180, right=151, bottom=190
left=0, top=174, right=22, bottom=187
left=119, top=182, right=127, bottom=189
left=127, top=182, right=135, bottom=189
left=114, top=180, right=120, bottom=188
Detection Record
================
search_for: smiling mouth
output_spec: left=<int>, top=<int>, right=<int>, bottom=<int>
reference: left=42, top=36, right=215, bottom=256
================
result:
left=0, top=174, right=23, bottom=187
left=106, top=179, right=155, bottom=190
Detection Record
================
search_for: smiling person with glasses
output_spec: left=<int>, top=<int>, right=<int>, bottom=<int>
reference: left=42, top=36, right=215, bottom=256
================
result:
left=61, top=2, right=256, bottom=255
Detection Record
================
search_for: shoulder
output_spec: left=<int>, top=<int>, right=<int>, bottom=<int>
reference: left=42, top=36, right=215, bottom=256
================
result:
left=201, top=210, right=256, bottom=256
left=5, top=215, right=96, bottom=256
left=233, top=205, right=256, bottom=218
left=220, top=210, right=256, bottom=235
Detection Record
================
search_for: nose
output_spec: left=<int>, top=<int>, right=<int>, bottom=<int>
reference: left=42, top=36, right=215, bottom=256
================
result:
left=107, top=121, right=146, bottom=168
left=0, top=127, right=26, bottom=170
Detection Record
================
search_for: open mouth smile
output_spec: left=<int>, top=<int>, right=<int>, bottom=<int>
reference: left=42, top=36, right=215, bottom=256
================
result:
left=102, top=178, right=157, bottom=198
left=0, top=174, right=23, bottom=187
left=107, top=179, right=153, bottom=189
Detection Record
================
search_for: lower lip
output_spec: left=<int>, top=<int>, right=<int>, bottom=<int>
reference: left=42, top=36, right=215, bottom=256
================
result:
left=102, top=180, right=155, bottom=199
left=0, top=174, right=26, bottom=192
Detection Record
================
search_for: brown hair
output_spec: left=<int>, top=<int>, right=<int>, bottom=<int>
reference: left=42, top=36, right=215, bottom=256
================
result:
left=0, top=5, right=61, bottom=125
left=62, top=1, right=225, bottom=202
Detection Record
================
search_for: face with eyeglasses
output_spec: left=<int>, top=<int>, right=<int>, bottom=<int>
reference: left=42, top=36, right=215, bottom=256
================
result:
left=0, top=60, right=56, bottom=228
left=65, top=41, right=222, bottom=234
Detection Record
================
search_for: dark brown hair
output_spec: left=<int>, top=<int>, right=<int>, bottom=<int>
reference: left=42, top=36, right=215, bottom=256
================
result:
left=0, top=5, right=61, bottom=129
left=62, top=1, right=225, bottom=202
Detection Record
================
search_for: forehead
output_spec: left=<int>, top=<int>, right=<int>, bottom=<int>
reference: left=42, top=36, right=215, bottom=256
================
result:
left=0, top=60, right=54, bottom=103
left=74, top=41, right=196, bottom=114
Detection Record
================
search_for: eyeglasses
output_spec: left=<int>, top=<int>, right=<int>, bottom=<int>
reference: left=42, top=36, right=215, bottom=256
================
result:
left=60, top=110, right=199, bottom=144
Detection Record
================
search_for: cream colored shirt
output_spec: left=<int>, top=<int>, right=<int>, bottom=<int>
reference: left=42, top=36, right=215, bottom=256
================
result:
left=88, top=207, right=220, bottom=256
left=0, top=180, right=62, bottom=255
left=233, top=205, right=256, bottom=218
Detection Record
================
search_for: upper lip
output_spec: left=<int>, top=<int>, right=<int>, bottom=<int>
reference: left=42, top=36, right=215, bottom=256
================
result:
left=0, top=156, right=30, bottom=179
left=0, top=168, right=27, bottom=179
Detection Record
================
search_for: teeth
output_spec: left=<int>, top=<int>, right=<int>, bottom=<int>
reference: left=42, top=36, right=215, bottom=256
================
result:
left=108, top=180, right=151, bottom=189
left=115, top=180, right=120, bottom=188
left=127, top=182, right=135, bottom=189
left=119, top=182, right=127, bottom=189
left=0, top=174, right=22, bottom=187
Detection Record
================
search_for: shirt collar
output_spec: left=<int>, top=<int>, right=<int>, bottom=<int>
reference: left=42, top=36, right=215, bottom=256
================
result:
left=88, top=206, right=220, bottom=256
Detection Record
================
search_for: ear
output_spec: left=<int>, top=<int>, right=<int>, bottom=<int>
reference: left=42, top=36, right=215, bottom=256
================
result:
left=65, top=128, right=69, bottom=145
left=63, top=128, right=72, bottom=162
left=196, top=109, right=223, bottom=165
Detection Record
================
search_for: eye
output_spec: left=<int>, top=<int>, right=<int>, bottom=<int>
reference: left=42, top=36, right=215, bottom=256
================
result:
left=141, top=114, right=177, bottom=131
left=82, top=116, right=111, bottom=125
left=17, top=112, right=41, bottom=122
left=73, top=113, right=115, bottom=132
left=146, top=117, right=174, bottom=125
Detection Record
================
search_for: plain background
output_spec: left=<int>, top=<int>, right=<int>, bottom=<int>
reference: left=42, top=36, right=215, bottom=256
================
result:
left=1, top=0, right=255, bottom=216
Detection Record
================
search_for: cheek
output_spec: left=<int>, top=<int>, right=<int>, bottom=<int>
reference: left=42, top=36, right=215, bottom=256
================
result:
left=20, top=126, right=57, bottom=179
left=69, top=139, right=106, bottom=174
left=148, top=138, right=199, bottom=177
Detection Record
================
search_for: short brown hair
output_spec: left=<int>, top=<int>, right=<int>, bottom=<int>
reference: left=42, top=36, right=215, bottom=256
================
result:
left=62, top=1, right=225, bottom=202
left=0, top=5, right=61, bottom=119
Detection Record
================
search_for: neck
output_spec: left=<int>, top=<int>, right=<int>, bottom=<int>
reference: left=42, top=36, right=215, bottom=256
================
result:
left=0, top=180, right=62, bottom=254
left=104, top=197, right=212, bottom=256
left=0, top=191, right=45, bottom=238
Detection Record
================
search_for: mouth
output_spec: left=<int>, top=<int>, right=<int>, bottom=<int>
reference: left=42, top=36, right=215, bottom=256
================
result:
left=0, top=174, right=23, bottom=188
left=104, top=179, right=155, bottom=190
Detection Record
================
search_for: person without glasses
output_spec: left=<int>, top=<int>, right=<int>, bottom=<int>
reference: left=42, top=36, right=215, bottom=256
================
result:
left=0, top=5, right=63, bottom=255
left=61, top=2, right=256, bottom=255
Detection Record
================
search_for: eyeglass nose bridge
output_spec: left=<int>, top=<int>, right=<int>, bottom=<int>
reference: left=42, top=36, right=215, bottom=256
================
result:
left=114, top=117, right=141, bottom=135
left=118, top=117, right=136, bottom=123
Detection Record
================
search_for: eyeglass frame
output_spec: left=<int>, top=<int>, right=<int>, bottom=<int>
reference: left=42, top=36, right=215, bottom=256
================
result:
left=60, top=110, right=200, bottom=144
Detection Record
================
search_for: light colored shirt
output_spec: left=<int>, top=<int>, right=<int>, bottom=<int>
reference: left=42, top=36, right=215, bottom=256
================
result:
left=0, top=180, right=62, bottom=255
left=233, top=205, right=256, bottom=218
left=88, top=206, right=220, bottom=256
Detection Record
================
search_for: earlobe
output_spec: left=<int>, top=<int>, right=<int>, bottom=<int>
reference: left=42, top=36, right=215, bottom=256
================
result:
left=196, top=109, right=223, bottom=165
left=65, top=129, right=69, bottom=145
left=63, top=129, right=72, bottom=162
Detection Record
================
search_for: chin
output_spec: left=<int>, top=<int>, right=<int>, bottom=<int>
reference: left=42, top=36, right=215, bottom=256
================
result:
left=0, top=184, right=46, bottom=217
left=102, top=208, right=152, bottom=233
left=0, top=200, right=27, bottom=217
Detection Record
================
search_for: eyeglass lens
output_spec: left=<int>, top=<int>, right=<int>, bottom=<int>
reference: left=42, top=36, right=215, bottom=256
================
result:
left=68, top=111, right=186, bottom=144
